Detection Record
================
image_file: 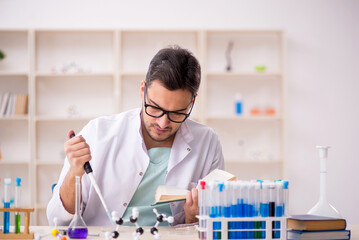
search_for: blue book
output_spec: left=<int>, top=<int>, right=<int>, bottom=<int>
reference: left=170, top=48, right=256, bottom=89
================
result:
left=287, top=229, right=351, bottom=240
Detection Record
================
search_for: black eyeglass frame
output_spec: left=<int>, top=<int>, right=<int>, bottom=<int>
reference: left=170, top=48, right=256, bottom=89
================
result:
left=143, top=84, right=196, bottom=123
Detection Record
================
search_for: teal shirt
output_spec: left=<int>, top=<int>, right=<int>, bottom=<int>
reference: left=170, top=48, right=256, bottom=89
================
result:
left=122, top=147, right=172, bottom=226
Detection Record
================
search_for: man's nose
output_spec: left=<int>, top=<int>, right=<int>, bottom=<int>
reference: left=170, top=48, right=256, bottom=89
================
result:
left=156, top=113, right=171, bottom=129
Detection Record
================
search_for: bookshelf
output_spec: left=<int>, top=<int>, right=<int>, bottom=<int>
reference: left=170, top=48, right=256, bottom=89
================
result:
left=0, top=29, right=285, bottom=225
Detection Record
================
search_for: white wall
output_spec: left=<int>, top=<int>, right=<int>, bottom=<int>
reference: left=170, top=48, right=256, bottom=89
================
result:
left=1, top=0, right=358, bottom=224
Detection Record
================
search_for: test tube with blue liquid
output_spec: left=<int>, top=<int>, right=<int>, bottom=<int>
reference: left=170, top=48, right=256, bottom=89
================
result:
left=3, top=178, right=11, bottom=234
left=247, top=182, right=256, bottom=239
left=253, top=181, right=262, bottom=239
left=229, top=181, right=238, bottom=239
left=68, top=176, right=88, bottom=239
left=216, top=182, right=225, bottom=239
left=283, top=180, right=289, bottom=217
left=208, top=182, right=220, bottom=239
left=241, top=181, right=249, bottom=239
left=15, top=177, right=22, bottom=234
left=273, top=180, right=284, bottom=239
left=259, top=181, right=269, bottom=238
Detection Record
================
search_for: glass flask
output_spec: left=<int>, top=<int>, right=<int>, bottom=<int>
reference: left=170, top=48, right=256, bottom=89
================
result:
left=68, top=176, right=88, bottom=239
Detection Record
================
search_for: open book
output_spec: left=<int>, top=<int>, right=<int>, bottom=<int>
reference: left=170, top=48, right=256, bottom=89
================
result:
left=152, top=169, right=236, bottom=205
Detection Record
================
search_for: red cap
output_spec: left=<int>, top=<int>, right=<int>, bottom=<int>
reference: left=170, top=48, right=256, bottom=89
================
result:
left=200, top=181, right=206, bottom=190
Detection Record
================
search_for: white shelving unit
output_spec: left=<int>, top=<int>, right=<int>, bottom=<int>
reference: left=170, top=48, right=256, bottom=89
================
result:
left=0, top=29, right=285, bottom=225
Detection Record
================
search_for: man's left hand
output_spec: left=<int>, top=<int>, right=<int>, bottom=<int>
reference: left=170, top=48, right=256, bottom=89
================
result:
left=184, top=188, right=199, bottom=223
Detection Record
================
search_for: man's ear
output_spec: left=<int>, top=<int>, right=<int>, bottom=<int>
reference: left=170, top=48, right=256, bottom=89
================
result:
left=140, top=81, right=145, bottom=99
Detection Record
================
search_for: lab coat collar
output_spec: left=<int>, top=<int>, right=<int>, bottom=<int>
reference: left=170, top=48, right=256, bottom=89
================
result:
left=134, top=108, right=148, bottom=153
left=167, top=119, right=194, bottom=174
left=134, top=108, right=194, bottom=173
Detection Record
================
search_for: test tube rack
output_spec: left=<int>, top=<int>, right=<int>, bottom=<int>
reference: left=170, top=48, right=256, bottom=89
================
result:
left=0, top=207, right=34, bottom=239
left=197, top=216, right=287, bottom=240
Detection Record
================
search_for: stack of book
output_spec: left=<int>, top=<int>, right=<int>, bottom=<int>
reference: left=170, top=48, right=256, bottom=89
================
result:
left=287, top=214, right=351, bottom=239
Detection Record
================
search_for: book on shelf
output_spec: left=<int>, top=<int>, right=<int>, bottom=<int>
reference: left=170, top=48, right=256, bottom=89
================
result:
left=152, top=169, right=236, bottom=205
left=14, top=94, right=28, bottom=115
left=0, top=93, right=28, bottom=116
left=0, top=92, right=10, bottom=116
left=287, top=214, right=347, bottom=231
left=287, top=229, right=351, bottom=240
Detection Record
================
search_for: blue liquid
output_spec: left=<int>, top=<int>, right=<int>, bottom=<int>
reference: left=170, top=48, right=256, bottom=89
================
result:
left=236, top=102, right=242, bottom=114
left=213, top=222, right=221, bottom=230
left=68, top=227, right=88, bottom=239
left=224, top=206, right=231, bottom=217
left=209, top=206, right=218, bottom=218
left=3, top=202, right=10, bottom=234
left=274, top=205, right=283, bottom=238
left=275, top=205, right=284, bottom=217
left=260, top=203, right=269, bottom=217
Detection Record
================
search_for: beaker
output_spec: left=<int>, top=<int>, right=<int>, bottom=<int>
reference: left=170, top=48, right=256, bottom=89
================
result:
left=68, top=176, right=88, bottom=239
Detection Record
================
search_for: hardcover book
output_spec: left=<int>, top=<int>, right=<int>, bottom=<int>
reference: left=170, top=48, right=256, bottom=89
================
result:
left=287, top=214, right=346, bottom=231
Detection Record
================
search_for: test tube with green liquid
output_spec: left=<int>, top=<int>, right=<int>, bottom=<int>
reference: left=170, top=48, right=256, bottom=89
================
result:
left=15, top=177, right=22, bottom=234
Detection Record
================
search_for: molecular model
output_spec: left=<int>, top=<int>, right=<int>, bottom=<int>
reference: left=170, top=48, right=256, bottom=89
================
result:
left=35, top=217, right=67, bottom=240
left=108, top=208, right=174, bottom=240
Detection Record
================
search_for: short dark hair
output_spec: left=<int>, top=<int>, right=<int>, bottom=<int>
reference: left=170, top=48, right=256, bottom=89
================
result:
left=145, top=45, right=201, bottom=96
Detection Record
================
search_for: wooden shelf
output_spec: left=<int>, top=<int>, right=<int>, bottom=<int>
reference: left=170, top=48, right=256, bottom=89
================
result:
left=0, top=71, right=28, bottom=77
left=0, top=161, right=29, bottom=165
left=207, top=72, right=282, bottom=78
left=35, top=115, right=99, bottom=121
left=224, top=159, right=283, bottom=164
left=36, top=161, right=64, bottom=166
left=121, top=72, right=147, bottom=77
left=35, top=72, right=114, bottom=78
left=206, top=115, right=282, bottom=121
left=0, top=115, right=29, bottom=121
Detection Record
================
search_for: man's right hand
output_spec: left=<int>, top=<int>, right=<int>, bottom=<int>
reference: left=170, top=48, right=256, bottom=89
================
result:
left=60, top=130, right=92, bottom=214
left=64, top=130, right=92, bottom=177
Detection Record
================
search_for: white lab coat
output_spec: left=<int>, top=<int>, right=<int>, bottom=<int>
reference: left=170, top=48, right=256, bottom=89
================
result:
left=47, top=108, right=224, bottom=226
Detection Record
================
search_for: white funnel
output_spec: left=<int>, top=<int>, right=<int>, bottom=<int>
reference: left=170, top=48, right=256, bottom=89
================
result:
left=307, top=146, right=342, bottom=218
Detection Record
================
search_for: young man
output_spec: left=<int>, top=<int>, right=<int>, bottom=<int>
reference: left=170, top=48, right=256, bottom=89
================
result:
left=47, top=46, right=224, bottom=226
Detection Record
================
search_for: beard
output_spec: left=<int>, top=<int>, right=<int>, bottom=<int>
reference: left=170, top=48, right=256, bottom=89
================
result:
left=142, top=113, right=178, bottom=143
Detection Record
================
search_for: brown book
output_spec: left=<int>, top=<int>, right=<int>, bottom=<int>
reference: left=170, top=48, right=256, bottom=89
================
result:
left=14, top=94, right=26, bottom=115
left=152, top=185, right=189, bottom=205
left=287, top=214, right=346, bottom=231
left=21, top=94, right=28, bottom=114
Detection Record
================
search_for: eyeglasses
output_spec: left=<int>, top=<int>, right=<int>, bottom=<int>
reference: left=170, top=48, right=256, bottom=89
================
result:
left=143, top=84, right=195, bottom=123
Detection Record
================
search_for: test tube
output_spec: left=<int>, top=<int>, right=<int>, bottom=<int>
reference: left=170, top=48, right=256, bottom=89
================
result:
left=273, top=180, right=284, bottom=238
left=199, top=181, right=207, bottom=240
left=283, top=181, right=289, bottom=217
left=208, top=181, right=220, bottom=239
left=260, top=181, right=269, bottom=217
left=268, top=182, right=276, bottom=217
left=3, top=178, right=11, bottom=234
left=228, top=181, right=237, bottom=239
left=241, top=181, right=249, bottom=239
left=217, top=182, right=224, bottom=218
left=260, top=181, right=269, bottom=238
left=224, top=182, right=231, bottom=218
left=275, top=181, right=284, bottom=217
left=208, top=181, right=217, bottom=218
left=247, top=181, right=256, bottom=239
left=15, top=177, right=22, bottom=234
left=253, top=181, right=262, bottom=239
